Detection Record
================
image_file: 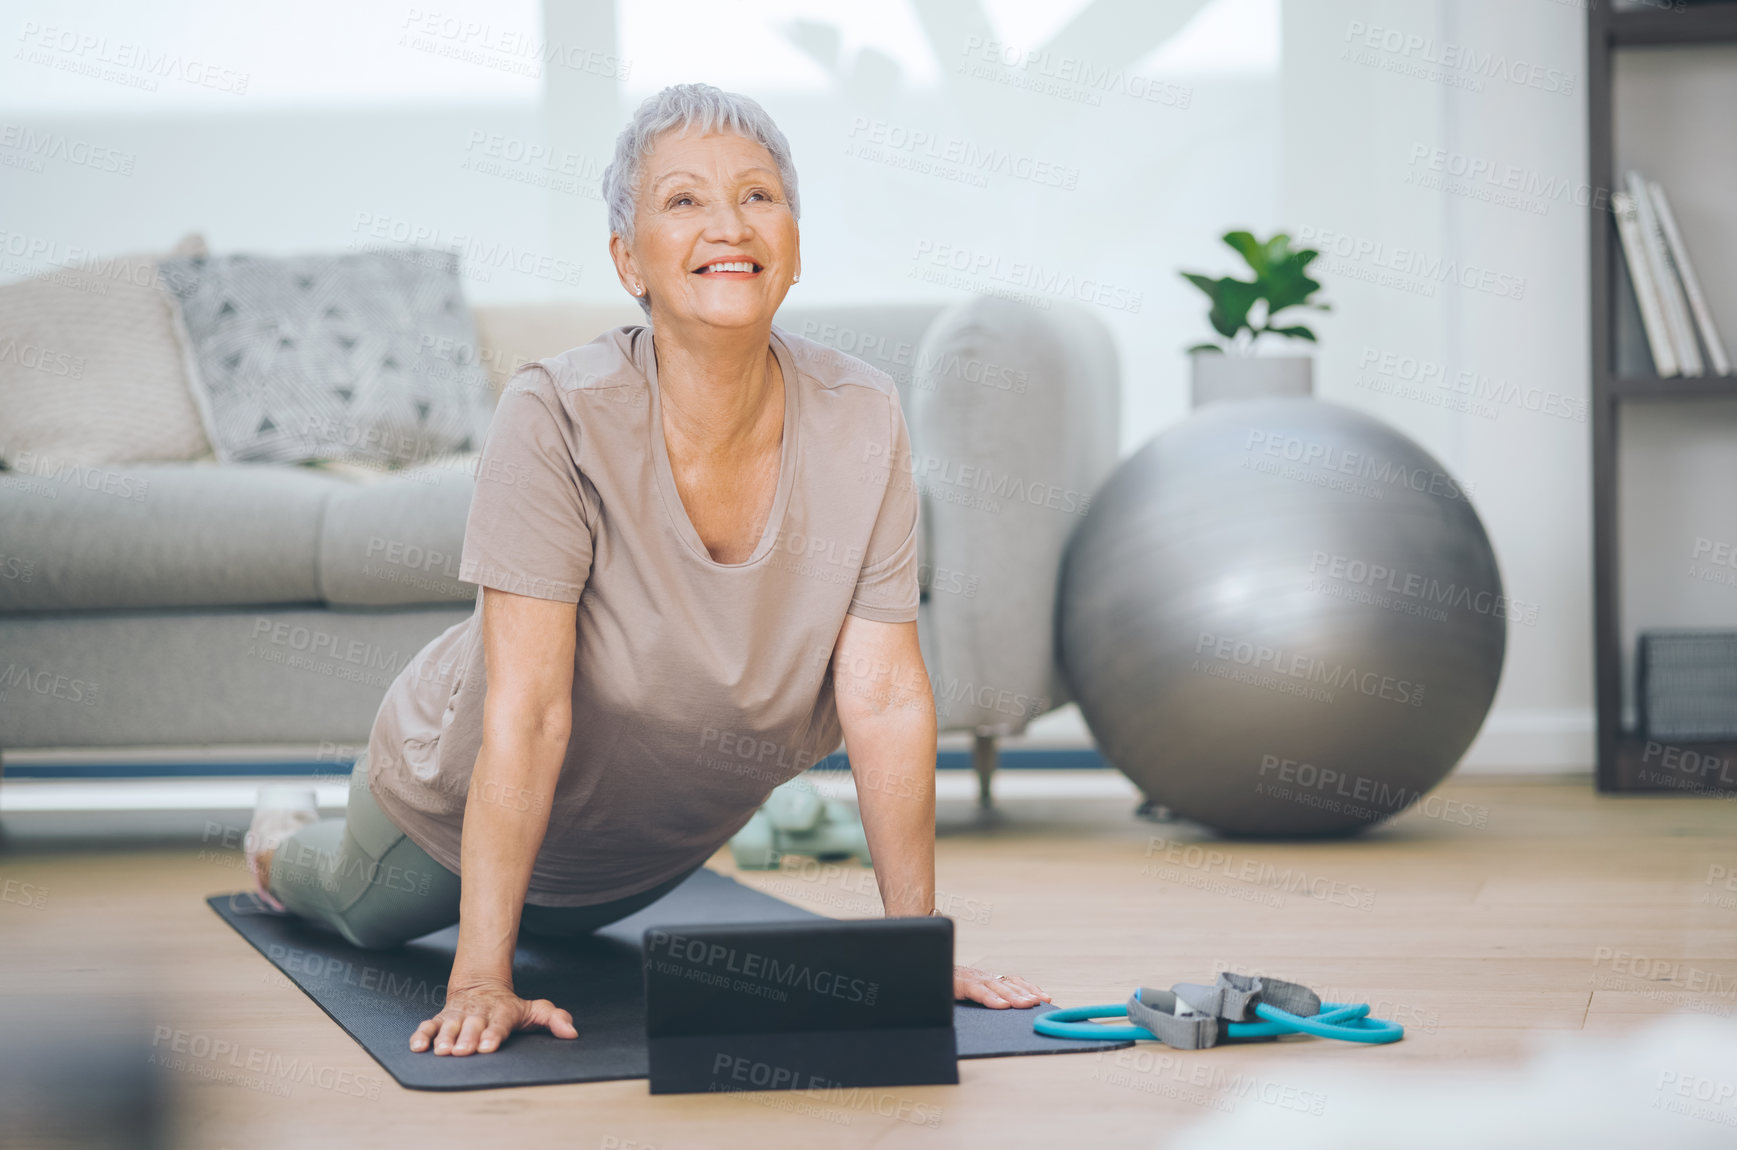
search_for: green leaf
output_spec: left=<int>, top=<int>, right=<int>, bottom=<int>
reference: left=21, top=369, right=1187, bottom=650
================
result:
left=1181, top=270, right=1259, bottom=341
left=1263, top=233, right=1294, bottom=270
left=1207, top=277, right=1261, bottom=340
left=1264, top=270, right=1323, bottom=316
left=1186, top=343, right=1225, bottom=353
left=1264, top=325, right=1317, bottom=342
left=1222, top=231, right=1268, bottom=277
left=1260, top=244, right=1324, bottom=317
left=1180, top=271, right=1221, bottom=299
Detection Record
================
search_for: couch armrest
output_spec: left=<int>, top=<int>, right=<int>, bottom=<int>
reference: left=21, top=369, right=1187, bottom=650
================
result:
left=908, top=297, right=1120, bottom=736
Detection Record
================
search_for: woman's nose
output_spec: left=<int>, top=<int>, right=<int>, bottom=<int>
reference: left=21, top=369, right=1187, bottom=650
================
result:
left=702, top=199, right=753, bottom=240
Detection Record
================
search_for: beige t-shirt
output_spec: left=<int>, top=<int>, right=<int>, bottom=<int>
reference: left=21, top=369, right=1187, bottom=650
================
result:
left=368, top=322, right=920, bottom=906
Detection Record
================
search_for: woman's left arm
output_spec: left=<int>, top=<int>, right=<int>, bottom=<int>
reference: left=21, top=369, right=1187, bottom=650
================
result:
left=830, top=612, right=1051, bottom=1009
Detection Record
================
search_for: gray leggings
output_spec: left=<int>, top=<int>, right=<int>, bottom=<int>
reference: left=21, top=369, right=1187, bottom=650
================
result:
left=269, top=750, right=700, bottom=950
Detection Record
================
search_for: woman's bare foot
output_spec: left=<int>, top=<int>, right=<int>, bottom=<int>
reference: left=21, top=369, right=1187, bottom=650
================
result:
left=244, top=785, right=319, bottom=912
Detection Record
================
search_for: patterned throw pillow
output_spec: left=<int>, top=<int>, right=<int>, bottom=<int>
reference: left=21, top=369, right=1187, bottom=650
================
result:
left=158, top=249, right=494, bottom=467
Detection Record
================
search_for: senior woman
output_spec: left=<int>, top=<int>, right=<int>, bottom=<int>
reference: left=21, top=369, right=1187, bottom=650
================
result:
left=242, top=83, right=1050, bottom=1057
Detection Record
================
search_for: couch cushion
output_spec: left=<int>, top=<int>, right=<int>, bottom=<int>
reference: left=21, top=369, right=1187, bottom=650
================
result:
left=316, top=454, right=478, bottom=607
left=775, top=304, right=945, bottom=593
left=774, top=304, right=943, bottom=415
left=0, top=232, right=213, bottom=471
left=470, top=302, right=644, bottom=396
left=0, top=604, right=473, bottom=747
left=0, top=461, right=345, bottom=612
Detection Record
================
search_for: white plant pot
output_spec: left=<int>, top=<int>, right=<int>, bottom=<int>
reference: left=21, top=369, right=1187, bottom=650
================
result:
left=1190, top=351, right=1313, bottom=409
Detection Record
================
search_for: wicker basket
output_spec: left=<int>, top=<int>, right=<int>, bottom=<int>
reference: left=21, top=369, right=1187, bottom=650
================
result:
left=1639, top=630, right=1737, bottom=741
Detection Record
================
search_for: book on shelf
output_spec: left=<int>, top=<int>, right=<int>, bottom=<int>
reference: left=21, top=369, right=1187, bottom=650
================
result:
left=1612, top=189, right=1678, bottom=378
left=1649, top=179, right=1733, bottom=377
left=1626, top=169, right=1703, bottom=377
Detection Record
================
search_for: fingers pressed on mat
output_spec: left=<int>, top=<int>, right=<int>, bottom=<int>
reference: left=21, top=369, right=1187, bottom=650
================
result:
left=974, top=977, right=1011, bottom=1007
left=999, top=976, right=1049, bottom=1003
left=453, top=1014, right=488, bottom=1056
left=434, top=1016, right=464, bottom=1055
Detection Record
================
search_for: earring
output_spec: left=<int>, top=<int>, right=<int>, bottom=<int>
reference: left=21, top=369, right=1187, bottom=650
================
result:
left=792, top=274, right=800, bottom=283
left=634, top=284, right=643, bottom=296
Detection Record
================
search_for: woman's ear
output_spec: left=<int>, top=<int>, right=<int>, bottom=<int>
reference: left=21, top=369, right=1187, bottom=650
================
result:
left=608, top=233, right=640, bottom=296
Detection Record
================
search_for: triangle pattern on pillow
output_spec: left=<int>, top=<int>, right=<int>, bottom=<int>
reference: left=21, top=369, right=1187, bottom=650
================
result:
left=159, top=248, right=494, bottom=468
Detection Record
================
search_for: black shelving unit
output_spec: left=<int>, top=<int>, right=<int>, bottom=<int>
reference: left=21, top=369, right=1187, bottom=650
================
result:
left=1589, top=2, right=1737, bottom=792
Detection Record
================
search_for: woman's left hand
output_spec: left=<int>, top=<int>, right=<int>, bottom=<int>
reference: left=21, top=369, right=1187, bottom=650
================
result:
left=954, top=964, right=1052, bottom=1008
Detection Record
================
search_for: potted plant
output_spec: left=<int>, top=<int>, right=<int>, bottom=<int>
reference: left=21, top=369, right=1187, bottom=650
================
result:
left=1181, top=230, right=1329, bottom=408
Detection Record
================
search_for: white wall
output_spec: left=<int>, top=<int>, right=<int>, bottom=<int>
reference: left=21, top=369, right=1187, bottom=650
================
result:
left=0, top=106, right=562, bottom=301
left=1280, top=0, right=1592, bottom=770
left=0, top=0, right=565, bottom=301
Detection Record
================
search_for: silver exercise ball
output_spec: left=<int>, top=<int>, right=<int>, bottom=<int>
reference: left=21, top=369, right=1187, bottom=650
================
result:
left=1057, top=398, right=1505, bottom=836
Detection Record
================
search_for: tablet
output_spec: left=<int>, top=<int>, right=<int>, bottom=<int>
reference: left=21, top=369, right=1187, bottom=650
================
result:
left=642, top=915, right=958, bottom=1095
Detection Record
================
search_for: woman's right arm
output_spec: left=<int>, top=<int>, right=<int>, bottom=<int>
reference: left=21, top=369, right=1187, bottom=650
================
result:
left=410, top=585, right=578, bottom=1057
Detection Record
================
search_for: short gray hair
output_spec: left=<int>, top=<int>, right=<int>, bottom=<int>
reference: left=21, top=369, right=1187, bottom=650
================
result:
left=602, top=83, right=801, bottom=317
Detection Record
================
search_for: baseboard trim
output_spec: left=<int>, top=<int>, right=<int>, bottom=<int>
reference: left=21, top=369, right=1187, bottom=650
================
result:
left=1458, top=707, right=1596, bottom=774
left=0, top=746, right=1114, bottom=780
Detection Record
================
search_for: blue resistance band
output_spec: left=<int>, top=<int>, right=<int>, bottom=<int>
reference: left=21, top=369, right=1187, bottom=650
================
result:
left=1036, top=995, right=1404, bottom=1046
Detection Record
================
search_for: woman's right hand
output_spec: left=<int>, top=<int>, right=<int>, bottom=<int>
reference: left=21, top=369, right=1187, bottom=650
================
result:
left=409, top=977, right=578, bottom=1056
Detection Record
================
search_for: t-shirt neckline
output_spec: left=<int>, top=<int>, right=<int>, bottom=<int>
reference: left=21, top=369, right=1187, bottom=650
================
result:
left=638, top=324, right=800, bottom=570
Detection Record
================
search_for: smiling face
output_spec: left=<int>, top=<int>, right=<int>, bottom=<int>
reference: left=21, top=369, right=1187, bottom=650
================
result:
left=610, top=127, right=800, bottom=332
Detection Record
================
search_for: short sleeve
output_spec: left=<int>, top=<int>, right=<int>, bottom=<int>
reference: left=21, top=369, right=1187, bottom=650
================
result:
left=847, top=396, right=920, bottom=623
left=457, top=366, right=593, bottom=603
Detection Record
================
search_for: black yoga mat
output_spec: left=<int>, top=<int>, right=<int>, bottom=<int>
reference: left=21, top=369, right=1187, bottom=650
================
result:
left=208, top=867, right=1128, bottom=1091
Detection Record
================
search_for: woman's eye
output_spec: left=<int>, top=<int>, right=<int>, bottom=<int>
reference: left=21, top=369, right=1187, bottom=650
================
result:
left=747, top=190, right=771, bottom=202
left=670, top=194, right=695, bottom=207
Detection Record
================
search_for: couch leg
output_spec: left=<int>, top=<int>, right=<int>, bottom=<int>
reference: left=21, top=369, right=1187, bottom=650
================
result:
left=972, top=732, right=997, bottom=810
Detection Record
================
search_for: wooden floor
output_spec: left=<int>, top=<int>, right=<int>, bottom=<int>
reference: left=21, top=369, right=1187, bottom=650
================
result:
left=4, top=772, right=1736, bottom=1147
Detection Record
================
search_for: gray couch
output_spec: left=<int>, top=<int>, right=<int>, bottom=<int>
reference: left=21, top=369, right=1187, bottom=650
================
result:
left=0, top=297, right=1119, bottom=802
